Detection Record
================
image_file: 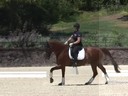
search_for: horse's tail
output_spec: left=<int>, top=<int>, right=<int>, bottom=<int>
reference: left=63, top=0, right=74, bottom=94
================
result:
left=101, top=48, right=120, bottom=73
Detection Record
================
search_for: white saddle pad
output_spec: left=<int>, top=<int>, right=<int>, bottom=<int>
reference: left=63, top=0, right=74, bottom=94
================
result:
left=68, top=48, right=85, bottom=60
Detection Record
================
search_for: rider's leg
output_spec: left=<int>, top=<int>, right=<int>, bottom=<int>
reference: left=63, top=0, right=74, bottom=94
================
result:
left=71, top=46, right=80, bottom=66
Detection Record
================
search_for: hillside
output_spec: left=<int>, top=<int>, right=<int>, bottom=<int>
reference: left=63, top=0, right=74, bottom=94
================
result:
left=51, top=11, right=128, bottom=33
left=51, top=11, right=128, bottom=47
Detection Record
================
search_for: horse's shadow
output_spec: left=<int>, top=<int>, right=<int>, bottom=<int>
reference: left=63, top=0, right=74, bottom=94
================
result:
left=54, top=83, right=104, bottom=86
left=65, top=84, right=102, bottom=86
left=53, top=81, right=128, bottom=86
left=109, top=81, right=128, bottom=85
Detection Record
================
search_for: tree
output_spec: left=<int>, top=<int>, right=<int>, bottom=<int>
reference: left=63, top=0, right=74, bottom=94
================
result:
left=80, top=0, right=104, bottom=11
left=0, top=0, right=79, bottom=36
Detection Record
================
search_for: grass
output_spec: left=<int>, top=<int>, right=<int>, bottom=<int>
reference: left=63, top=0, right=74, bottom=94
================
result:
left=51, top=9, right=128, bottom=33
left=50, top=9, right=128, bottom=47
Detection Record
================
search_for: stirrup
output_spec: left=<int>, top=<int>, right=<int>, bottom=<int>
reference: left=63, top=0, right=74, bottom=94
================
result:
left=73, top=62, right=77, bottom=67
left=72, top=66, right=79, bottom=74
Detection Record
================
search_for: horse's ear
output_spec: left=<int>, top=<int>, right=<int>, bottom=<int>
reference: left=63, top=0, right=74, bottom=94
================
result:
left=43, top=41, right=48, bottom=48
left=45, top=41, right=50, bottom=48
left=46, top=41, right=49, bottom=47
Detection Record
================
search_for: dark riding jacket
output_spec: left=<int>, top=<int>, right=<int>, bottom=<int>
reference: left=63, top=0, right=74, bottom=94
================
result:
left=72, top=31, right=83, bottom=47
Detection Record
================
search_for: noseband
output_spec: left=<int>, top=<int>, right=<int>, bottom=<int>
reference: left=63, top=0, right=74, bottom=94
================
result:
left=46, top=42, right=52, bottom=50
left=44, top=42, right=52, bottom=59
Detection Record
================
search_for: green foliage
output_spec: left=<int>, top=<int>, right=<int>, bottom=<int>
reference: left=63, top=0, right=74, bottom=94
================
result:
left=0, top=0, right=128, bottom=35
left=51, top=8, right=128, bottom=47
left=0, top=0, right=128, bottom=49
left=0, top=0, right=79, bottom=36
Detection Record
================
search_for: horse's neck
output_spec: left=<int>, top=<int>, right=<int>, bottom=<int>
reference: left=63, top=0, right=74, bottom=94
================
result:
left=50, top=42, right=65, bottom=56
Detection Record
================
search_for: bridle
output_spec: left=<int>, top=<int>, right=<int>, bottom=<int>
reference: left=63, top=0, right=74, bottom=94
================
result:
left=44, top=42, right=52, bottom=59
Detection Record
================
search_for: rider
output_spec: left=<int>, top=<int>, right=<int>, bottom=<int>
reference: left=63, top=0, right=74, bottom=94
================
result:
left=64, top=23, right=83, bottom=66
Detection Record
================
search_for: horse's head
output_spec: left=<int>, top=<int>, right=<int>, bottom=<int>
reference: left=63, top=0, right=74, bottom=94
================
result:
left=44, top=40, right=66, bottom=60
left=44, top=41, right=52, bottom=59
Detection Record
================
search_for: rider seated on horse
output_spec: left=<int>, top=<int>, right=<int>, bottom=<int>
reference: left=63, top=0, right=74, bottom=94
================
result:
left=64, top=23, right=83, bottom=66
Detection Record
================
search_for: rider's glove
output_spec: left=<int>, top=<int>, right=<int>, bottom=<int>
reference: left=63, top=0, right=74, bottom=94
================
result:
left=69, top=43, right=74, bottom=47
left=64, top=41, right=68, bottom=45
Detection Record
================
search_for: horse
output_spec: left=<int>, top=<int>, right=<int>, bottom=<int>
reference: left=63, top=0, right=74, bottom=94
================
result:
left=44, top=40, right=120, bottom=86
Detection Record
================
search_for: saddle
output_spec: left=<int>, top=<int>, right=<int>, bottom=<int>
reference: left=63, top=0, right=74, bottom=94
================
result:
left=68, top=48, right=85, bottom=60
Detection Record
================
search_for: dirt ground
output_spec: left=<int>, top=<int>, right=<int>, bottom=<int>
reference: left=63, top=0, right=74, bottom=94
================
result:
left=0, top=65, right=128, bottom=96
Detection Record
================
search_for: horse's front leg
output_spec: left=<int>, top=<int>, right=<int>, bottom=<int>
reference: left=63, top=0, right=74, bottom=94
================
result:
left=58, top=66, right=65, bottom=86
left=85, top=64, right=98, bottom=85
left=50, top=66, right=62, bottom=85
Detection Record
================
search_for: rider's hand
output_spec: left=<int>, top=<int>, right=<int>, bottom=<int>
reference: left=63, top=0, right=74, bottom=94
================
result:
left=69, top=43, right=74, bottom=47
left=64, top=41, right=68, bottom=45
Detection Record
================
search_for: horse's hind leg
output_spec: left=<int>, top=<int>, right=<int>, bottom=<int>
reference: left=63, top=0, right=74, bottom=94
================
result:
left=98, top=64, right=109, bottom=84
left=85, top=64, right=98, bottom=85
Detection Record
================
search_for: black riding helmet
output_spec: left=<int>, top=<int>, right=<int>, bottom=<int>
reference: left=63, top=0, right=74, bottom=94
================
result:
left=73, top=23, right=80, bottom=29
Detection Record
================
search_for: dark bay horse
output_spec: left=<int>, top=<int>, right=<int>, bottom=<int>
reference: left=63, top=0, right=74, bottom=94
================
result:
left=44, top=40, right=120, bottom=85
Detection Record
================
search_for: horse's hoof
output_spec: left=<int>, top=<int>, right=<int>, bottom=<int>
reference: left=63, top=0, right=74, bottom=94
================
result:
left=50, top=78, right=54, bottom=83
left=85, top=82, right=90, bottom=85
left=58, top=83, right=62, bottom=86
left=116, top=70, right=120, bottom=73
left=105, top=82, right=108, bottom=84
left=58, top=83, right=64, bottom=86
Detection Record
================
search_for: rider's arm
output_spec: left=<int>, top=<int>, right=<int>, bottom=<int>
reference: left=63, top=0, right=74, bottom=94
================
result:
left=73, top=37, right=81, bottom=44
left=67, top=35, right=73, bottom=42
left=64, top=35, right=73, bottom=44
